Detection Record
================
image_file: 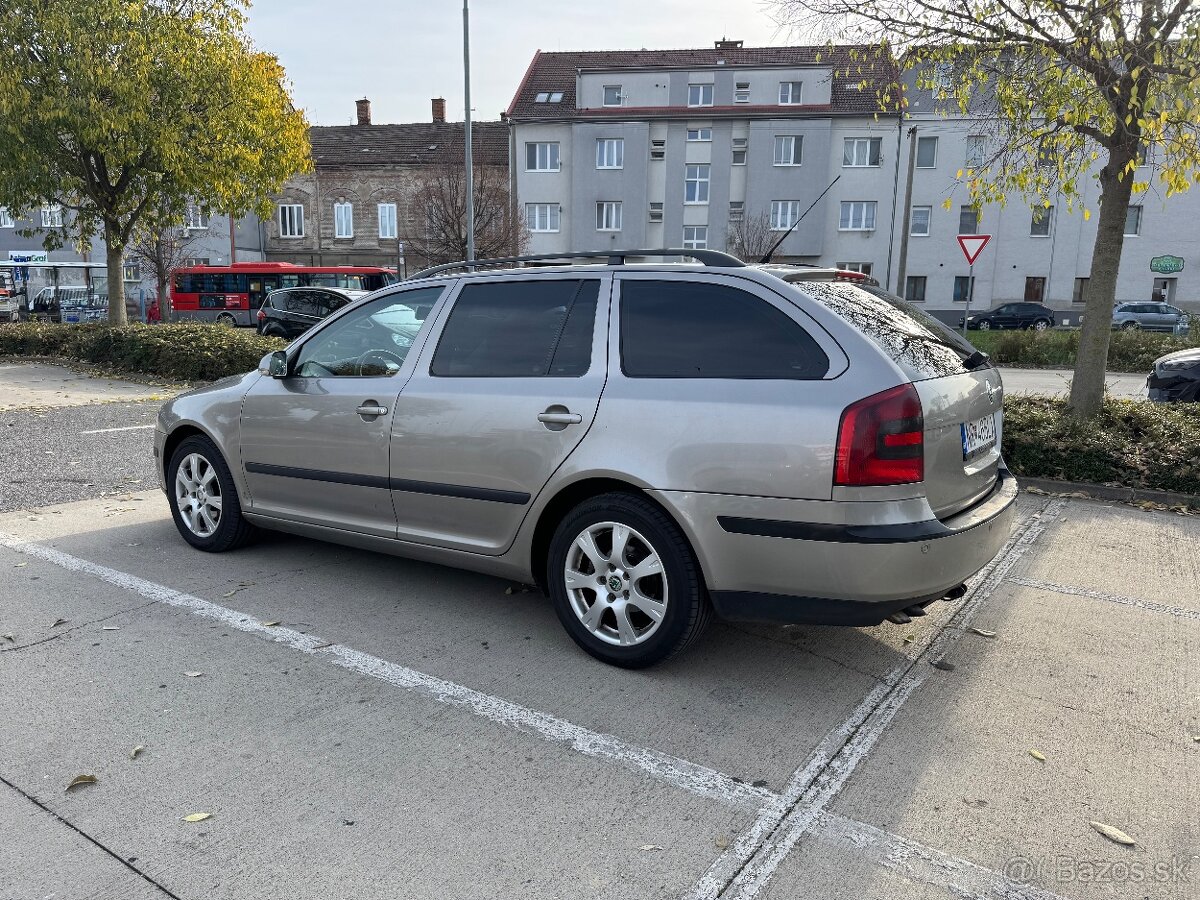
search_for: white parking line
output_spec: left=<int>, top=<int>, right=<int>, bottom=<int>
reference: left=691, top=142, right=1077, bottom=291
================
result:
left=0, top=531, right=773, bottom=812
left=79, top=424, right=156, bottom=434
left=685, top=499, right=1067, bottom=900
left=1009, top=576, right=1200, bottom=622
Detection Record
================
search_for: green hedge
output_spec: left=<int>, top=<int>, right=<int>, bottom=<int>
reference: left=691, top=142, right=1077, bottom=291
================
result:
left=0, top=322, right=286, bottom=382
left=1003, top=395, right=1200, bottom=495
left=968, top=328, right=1198, bottom=372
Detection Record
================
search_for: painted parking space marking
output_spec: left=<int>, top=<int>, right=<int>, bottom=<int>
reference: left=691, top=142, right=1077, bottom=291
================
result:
left=1009, top=576, right=1200, bottom=622
left=79, top=424, right=156, bottom=435
left=0, top=530, right=773, bottom=813
left=685, top=498, right=1067, bottom=900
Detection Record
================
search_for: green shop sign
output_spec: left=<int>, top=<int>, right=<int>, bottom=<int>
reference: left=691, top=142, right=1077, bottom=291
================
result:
left=1150, top=255, right=1185, bottom=274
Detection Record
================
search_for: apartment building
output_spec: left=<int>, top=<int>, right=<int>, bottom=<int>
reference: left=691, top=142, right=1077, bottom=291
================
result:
left=505, top=42, right=900, bottom=266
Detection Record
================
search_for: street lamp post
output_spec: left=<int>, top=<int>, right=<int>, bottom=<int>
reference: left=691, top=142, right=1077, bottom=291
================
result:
left=463, top=0, right=475, bottom=268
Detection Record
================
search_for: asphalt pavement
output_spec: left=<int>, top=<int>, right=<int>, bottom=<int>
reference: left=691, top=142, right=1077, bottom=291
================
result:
left=0, top=362, right=1196, bottom=900
left=998, top=367, right=1148, bottom=399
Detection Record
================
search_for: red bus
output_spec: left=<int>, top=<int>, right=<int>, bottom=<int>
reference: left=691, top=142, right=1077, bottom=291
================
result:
left=169, top=262, right=398, bottom=326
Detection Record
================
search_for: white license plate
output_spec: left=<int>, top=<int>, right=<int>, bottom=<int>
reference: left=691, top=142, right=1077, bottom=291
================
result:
left=961, top=412, right=997, bottom=460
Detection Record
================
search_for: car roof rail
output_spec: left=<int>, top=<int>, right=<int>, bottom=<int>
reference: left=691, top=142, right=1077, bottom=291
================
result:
left=408, top=248, right=746, bottom=280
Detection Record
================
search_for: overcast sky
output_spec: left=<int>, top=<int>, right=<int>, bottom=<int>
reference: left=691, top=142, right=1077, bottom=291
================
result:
left=246, top=0, right=805, bottom=126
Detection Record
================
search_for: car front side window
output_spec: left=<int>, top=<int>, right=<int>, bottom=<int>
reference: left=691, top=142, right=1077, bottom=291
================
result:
left=293, top=286, right=444, bottom=378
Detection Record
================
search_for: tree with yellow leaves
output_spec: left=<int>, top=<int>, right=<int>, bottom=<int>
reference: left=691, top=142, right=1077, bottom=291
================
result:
left=774, top=0, right=1200, bottom=417
left=0, top=0, right=311, bottom=324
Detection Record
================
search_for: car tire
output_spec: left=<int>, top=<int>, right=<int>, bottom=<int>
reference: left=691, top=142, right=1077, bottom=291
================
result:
left=547, top=492, right=711, bottom=668
left=1032, top=319, right=1051, bottom=331
left=263, top=325, right=287, bottom=339
left=215, top=312, right=237, bottom=327
left=167, top=435, right=257, bottom=553
left=1121, top=321, right=1139, bottom=331
left=977, top=320, right=991, bottom=331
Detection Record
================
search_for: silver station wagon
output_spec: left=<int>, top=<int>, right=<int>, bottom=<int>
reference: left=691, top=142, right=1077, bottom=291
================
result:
left=155, top=250, right=1016, bottom=667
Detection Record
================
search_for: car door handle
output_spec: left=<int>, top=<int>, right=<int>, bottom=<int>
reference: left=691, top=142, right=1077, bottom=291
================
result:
left=356, top=403, right=389, bottom=417
left=537, top=412, right=583, bottom=425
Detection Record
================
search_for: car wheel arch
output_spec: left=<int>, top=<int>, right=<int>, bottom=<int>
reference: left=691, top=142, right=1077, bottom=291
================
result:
left=162, top=424, right=224, bottom=487
left=528, top=477, right=705, bottom=596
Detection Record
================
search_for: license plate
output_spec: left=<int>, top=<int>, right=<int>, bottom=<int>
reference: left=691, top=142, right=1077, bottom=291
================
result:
left=961, top=412, right=997, bottom=460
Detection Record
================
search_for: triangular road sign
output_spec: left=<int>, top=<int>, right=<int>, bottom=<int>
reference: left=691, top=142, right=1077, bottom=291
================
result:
left=957, top=234, right=991, bottom=265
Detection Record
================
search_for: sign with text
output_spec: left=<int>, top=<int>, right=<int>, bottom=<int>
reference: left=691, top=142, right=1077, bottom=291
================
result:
left=957, top=234, right=991, bottom=265
left=1150, top=255, right=1184, bottom=274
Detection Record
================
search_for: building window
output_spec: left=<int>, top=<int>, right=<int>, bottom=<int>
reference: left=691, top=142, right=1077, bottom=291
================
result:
left=836, top=262, right=873, bottom=275
left=526, top=203, right=561, bottom=233
left=905, top=276, right=927, bottom=303
left=779, top=81, right=803, bottom=104
left=535, top=91, right=564, bottom=103
left=183, top=204, right=208, bottom=231
left=378, top=203, right=397, bottom=239
left=122, top=263, right=141, bottom=282
left=958, top=205, right=979, bottom=234
left=843, top=137, right=881, bottom=167
left=734, top=82, right=751, bottom=103
left=1072, top=277, right=1089, bottom=303
left=770, top=200, right=800, bottom=230
left=597, top=201, right=622, bottom=231
left=839, top=200, right=877, bottom=231
left=603, top=85, right=622, bottom=106
left=1124, top=205, right=1142, bottom=235
left=773, top=135, right=803, bottom=166
left=953, top=275, right=975, bottom=303
left=0, top=208, right=13, bottom=228
left=650, top=140, right=666, bottom=161
left=1030, top=206, right=1053, bottom=237
left=910, top=205, right=932, bottom=236
left=916, top=136, right=938, bottom=168
left=731, top=137, right=748, bottom=165
left=278, top=204, right=304, bottom=238
left=683, top=225, right=708, bottom=249
left=334, top=202, right=353, bottom=238
left=648, top=202, right=664, bottom=223
left=686, top=128, right=713, bottom=142
left=932, top=63, right=954, bottom=93
left=966, top=135, right=987, bottom=168
left=1024, top=276, right=1046, bottom=302
left=729, top=201, right=744, bottom=221
left=688, top=83, right=713, bottom=107
left=596, top=138, right=624, bottom=169
left=685, top=164, right=710, bottom=204
left=183, top=257, right=210, bottom=267
left=525, top=142, right=560, bottom=172
left=41, top=205, right=63, bottom=228
left=1135, top=144, right=1149, bottom=167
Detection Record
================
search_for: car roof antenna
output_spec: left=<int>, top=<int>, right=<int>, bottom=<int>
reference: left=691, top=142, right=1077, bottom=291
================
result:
left=759, top=175, right=841, bottom=265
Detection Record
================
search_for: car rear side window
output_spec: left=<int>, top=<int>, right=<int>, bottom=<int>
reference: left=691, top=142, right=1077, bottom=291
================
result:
left=802, top=282, right=977, bottom=381
left=431, top=279, right=599, bottom=377
left=620, top=279, right=828, bottom=379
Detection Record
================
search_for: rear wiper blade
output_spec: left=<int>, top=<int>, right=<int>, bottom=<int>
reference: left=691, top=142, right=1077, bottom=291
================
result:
left=963, top=350, right=991, bottom=371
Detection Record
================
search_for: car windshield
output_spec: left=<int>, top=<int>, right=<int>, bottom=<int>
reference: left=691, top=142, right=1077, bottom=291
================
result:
left=798, top=281, right=982, bottom=380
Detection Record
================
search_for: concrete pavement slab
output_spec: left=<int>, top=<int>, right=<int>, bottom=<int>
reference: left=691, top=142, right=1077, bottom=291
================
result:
left=998, top=368, right=1147, bottom=399
left=1, top=558, right=753, bottom=900
left=0, top=362, right=176, bottom=411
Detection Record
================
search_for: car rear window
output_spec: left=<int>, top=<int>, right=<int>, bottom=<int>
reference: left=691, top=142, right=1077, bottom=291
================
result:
left=798, top=282, right=980, bottom=381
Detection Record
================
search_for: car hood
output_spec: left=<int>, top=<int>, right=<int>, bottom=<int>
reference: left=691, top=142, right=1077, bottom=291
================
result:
left=1155, top=346, right=1200, bottom=367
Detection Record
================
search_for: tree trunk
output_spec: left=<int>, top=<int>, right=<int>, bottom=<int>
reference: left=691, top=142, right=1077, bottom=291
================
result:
left=104, top=221, right=128, bottom=325
left=1068, top=151, right=1135, bottom=418
left=156, top=234, right=171, bottom=322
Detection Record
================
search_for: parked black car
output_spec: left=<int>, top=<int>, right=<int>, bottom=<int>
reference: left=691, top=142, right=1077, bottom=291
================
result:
left=1147, top=346, right=1200, bottom=402
left=960, top=302, right=1056, bottom=331
left=256, top=287, right=362, bottom=339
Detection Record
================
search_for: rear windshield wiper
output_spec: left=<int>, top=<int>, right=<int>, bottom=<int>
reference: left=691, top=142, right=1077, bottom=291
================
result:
left=963, top=349, right=991, bottom=371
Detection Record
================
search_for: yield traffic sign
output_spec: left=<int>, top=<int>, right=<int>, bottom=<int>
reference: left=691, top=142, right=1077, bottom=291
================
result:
left=957, top=234, right=991, bottom=265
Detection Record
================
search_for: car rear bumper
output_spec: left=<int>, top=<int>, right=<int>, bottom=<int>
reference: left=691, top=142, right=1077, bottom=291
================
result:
left=656, top=468, right=1018, bottom=626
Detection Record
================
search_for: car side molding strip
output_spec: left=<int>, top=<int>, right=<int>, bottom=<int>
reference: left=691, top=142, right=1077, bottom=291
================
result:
left=245, top=462, right=530, bottom=505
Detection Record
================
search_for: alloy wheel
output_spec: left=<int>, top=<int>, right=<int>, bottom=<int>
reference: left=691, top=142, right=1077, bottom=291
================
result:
left=563, top=521, right=667, bottom=647
left=174, top=452, right=223, bottom=538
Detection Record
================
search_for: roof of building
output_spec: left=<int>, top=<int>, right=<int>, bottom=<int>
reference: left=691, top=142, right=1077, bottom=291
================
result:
left=308, top=121, right=509, bottom=168
left=505, top=45, right=899, bottom=120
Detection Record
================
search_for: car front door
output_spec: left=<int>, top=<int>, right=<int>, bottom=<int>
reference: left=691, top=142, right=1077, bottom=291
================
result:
left=991, top=304, right=1017, bottom=328
left=387, top=274, right=610, bottom=555
left=239, top=284, right=449, bottom=537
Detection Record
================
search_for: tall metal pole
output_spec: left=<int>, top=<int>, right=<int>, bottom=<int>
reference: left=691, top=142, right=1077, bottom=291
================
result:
left=463, top=0, right=475, bottom=267
left=894, top=126, right=917, bottom=297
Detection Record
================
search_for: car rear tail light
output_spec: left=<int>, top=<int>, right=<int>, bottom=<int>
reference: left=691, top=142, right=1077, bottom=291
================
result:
left=834, top=384, right=924, bottom=486
left=256, top=308, right=266, bottom=322
left=833, top=270, right=867, bottom=282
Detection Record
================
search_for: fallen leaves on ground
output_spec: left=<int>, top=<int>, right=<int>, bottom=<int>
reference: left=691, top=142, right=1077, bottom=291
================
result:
left=102, top=626, right=120, bottom=631
left=131, top=746, right=145, bottom=759
left=2, top=633, right=14, bottom=643
left=260, top=621, right=280, bottom=627
left=970, top=627, right=997, bottom=638
left=13, top=562, right=26, bottom=568
left=1090, top=821, right=1137, bottom=846
left=714, top=835, right=730, bottom=850
left=65, top=774, right=97, bottom=792
left=182, top=812, right=211, bottom=823
left=639, top=845, right=664, bottom=852
left=1029, top=749, right=1047, bottom=762
left=184, top=671, right=203, bottom=678
left=50, top=618, right=67, bottom=628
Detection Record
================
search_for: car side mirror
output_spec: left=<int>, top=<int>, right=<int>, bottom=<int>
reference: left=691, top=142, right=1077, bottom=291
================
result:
left=267, top=350, right=289, bottom=378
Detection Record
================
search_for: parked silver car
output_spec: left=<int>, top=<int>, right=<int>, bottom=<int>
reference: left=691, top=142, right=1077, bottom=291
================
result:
left=1111, top=301, right=1190, bottom=333
left=155, top=250, right=1016, bottom=667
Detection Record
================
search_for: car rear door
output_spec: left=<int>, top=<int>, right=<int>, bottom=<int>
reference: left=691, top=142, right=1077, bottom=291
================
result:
left=386, top=274, right=610, bottom=555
